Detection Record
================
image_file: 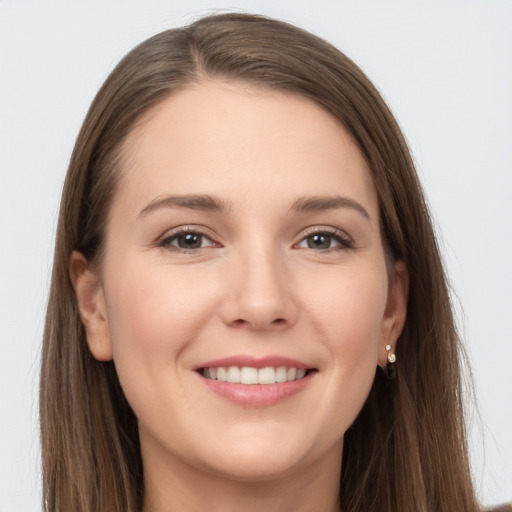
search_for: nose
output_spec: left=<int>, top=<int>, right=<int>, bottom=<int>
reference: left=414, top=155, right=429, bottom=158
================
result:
left=220, top=247, right=298, bottom=332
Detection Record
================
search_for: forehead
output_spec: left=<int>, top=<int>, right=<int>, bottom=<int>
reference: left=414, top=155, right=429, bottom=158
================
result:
left=115, top=80, right=378, bottom=220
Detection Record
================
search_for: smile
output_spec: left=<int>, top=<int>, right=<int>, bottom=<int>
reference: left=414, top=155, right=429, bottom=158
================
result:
left=195, top=356, right=317, bottom=407
left=200, top=366, right=308, bottom=384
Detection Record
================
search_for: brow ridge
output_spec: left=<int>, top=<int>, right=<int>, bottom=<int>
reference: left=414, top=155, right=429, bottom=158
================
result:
left=291, top=195, right=370, bottom=219
left=139, top=193, right=370, bottom=220
left=139, top=194, right=231, bottom=216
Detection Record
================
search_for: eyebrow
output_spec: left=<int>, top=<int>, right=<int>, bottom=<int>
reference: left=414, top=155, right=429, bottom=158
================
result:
left=291, top=196, right=370, bottom=220
left=138, top=193, right=370, bottom=220
left=139, top=194, right=231, bottom=217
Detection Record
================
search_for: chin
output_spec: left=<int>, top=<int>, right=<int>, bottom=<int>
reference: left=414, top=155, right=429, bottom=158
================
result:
left=202, top=447, right=306, bottom=483
left=193, top=424, right=341, bottom=483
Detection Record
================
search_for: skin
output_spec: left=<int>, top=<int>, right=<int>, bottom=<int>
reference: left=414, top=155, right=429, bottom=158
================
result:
left=71, top=80, right=408, bottom=512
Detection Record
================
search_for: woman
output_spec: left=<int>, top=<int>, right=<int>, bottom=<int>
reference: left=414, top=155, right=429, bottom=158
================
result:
left=40, top=12, right=485, bottom=512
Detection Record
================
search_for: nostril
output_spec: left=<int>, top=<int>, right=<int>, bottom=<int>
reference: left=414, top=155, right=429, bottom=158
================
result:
left=231, top=319, right=248, bottom=328
left=229, top=317, right=288, bottom=330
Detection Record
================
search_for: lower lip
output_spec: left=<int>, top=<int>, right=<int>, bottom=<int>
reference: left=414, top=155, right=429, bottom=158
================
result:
left=199, top=372, right=314, bottom=407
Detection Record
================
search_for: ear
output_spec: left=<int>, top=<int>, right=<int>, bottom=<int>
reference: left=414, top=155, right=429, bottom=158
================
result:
left=378, top=260, right=409, bottom=366
left=69, top=250, right=113, bottom=361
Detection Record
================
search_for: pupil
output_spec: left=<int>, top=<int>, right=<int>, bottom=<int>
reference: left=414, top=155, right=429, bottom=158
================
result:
left=179, top=233, right=201, bottom=248
left=308, top=234, right=330, bottom=249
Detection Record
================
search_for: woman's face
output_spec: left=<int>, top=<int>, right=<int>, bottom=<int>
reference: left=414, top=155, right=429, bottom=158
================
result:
left=74, top=80, right=407, bottom=483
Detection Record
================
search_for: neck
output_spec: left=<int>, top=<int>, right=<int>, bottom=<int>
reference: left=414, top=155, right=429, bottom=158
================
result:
left=141, top=441, right=343, bottom=512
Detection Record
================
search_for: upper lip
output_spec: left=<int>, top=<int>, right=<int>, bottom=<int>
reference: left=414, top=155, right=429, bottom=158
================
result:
left=195, top=355, right=312, bottom=370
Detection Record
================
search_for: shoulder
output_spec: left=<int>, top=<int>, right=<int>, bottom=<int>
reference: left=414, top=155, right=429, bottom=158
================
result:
left=485, top=505, right=512, bottom=512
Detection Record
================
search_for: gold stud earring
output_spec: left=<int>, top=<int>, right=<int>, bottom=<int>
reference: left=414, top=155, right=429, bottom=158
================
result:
left=386, top=344, right=396, bottom=364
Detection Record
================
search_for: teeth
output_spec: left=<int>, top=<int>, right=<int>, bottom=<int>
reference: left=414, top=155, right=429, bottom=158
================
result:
left=202, top=365, right=309, bottom=384
left=240, top=366, right=258, bottom=384
left=226, top=366, right=241, bottom=383
left=275, top=366, right=287, bottom=383
left=258, top=367, right=276, bottom=384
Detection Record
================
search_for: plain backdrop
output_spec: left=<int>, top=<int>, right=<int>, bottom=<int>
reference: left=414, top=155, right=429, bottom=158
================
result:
left=1, top=1, right=510, bottom=510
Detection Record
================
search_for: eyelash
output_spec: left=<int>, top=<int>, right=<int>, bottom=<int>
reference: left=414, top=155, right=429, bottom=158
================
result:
left=157, top=226, right=353, bottom=253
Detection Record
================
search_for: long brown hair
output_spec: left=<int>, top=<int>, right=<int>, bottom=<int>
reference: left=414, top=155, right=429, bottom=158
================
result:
left=40, top=12, right=480, bottom=512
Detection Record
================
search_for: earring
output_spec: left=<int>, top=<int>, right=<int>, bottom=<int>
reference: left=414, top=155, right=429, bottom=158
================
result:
left=382, top=344, right=396, bottom=380
left=386, top=344, right=396, bottom=363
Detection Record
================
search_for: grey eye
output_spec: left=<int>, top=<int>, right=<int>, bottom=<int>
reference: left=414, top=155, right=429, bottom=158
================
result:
left=296, top=229, right=352, bottom=251
left=174, top=233, right=204, bottom=249
left=306, top=234, right=334, bottom=249
left=159, top=230, right=217, bottom=251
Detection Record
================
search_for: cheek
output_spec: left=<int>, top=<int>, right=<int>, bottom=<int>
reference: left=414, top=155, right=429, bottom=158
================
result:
left=303, top=262, right=388, bottom=406
left=319, top=270, right=388, bottom=419
left=101, top=257, right=225, bottom=431
left=102, top=257, right=220, bottom=372
left=305, top=263, right=388, bottom=349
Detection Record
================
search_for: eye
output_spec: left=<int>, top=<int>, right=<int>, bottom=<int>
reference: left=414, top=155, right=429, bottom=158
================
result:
left=158, top=229, right=218, bottom=252
left=296, top=229, right=352, bottom=251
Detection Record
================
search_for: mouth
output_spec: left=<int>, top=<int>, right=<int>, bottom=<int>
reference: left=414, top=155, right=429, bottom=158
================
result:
left=195, top=356, right=317, bottom=406
left=198, top=366, right=312, bottom=384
